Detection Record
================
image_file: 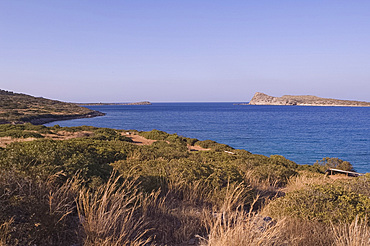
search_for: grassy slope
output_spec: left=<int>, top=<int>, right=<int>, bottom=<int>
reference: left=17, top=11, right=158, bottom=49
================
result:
left=0, top=125, right=369, bottom=245
left=0, top=89, right=104, bottom=124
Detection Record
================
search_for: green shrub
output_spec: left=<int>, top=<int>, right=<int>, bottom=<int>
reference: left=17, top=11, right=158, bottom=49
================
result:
left=196, top=140, right=234, bottom=151
left=314, top=157, right=355, bottom=172
left=0, top=139, right=134, bottom=181
left=344, top=174, right=370, bottom=197
left=51, top=125, right=98, bottom=132
left=139, top=129, right=170, bottom=140
left=90, top=128, right=133, bottom=142
left=185, top=137, right=199, bottom=146
left=268, top=183, right=370, bottom=223
left=0, top=129, right=44, bottom=138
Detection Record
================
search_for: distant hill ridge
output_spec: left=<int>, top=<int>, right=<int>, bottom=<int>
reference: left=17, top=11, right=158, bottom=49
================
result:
left=248, top=92, right=370, bottom=107
left=0, top=89, right=105, bottom=124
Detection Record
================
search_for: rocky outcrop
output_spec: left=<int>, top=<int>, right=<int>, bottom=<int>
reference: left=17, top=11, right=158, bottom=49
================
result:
left=248, top=92, right=370, bottom=107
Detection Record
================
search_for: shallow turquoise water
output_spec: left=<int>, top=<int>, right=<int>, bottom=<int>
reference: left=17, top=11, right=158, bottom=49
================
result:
left=45, top=103, right=370, bottom=173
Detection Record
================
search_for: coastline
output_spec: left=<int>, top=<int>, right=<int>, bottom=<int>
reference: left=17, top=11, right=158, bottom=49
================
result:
left=0, top=110, right=106, bottom=125
left=29, top=111, right=106, bottom=125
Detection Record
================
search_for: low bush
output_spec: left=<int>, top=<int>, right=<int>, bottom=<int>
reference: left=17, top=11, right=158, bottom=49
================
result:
left=139, top=129, right=170, bottom=140
left=267, top=182, right=370, bottom=223
left=314, top=157, right=355, bottom=172
left=0, top=129, right=44, bottom=138
left=0, top=139, right=135, bottom=183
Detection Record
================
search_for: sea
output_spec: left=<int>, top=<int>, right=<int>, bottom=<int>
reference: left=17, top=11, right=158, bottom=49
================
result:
left=45, top=103, right=370, bottom=173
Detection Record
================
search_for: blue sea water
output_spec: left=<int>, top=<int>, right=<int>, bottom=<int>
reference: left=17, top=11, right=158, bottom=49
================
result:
left=45, top=103, right=370, bottom=173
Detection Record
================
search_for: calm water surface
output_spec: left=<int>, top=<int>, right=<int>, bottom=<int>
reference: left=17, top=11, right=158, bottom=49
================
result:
left=45, top=103, right=370, bottom=173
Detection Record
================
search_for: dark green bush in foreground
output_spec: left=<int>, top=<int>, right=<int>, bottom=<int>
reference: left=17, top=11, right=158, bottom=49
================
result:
left=0, top=139, right=134, bottom=184
left=268, top=182, right=370, bottom=223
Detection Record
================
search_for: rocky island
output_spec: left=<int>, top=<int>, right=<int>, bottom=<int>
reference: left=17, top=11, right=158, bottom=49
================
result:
left=246, top=92, right=370, bottom=107
left=0, top=89, right=105, bottom=124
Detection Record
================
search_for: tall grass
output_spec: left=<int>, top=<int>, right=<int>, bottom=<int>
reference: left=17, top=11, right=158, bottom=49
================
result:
left=1, top=169, right=369, bottom=245
left=283, top=170, right=332, bottom=193
left=199, top=183, right=286, bottom=246
left=333, top=216, right=370, bottom=246
left=77, top=173, right=152, bottom=246
left=0, top=170, right=81, bottom=245
left=0, top=218, right=13, bottom=246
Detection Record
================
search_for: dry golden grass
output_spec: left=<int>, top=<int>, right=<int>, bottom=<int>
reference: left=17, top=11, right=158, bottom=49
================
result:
left=0, top=171, right=82, bottom=245
left=244, top=170, right=281, bottom=195
left=199, top=184, right=287, bottom=246
left=0, top=218, right=13, bottom=246
left=77, top=174, right=152, bottom=246
left=283, top=171, right=331, bottom=193
left=201, top=215, right=289, bottom=246
left=333, top=216, right=370, bottom=246
left=1, top=169, right=368, bottom=245
left=273, top=218, right=336, bottom=246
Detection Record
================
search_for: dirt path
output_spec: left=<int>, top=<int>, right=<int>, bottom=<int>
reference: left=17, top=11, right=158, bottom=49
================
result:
left=124, top=132, right=210, bottom=151
left=0, top=137, right=38, bottom=147
left=125, top=133, right=157, bottom=146
left=188, top=145, right=210, bottom=151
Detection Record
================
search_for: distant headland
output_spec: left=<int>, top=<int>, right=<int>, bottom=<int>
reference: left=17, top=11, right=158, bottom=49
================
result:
left=77, top=101, right=152, bottom=106
left=239, top=92, right=370, bottom=107
left=0, top=89, right=105, bottom=125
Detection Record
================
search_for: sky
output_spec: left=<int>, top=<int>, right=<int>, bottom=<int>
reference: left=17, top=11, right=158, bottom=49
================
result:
left=1, top=0, right=370, bottom=102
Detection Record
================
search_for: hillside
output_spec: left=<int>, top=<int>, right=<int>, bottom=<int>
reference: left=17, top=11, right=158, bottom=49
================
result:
left=248, top=92, right=370, bottom=106
left=0, top=89, right=105, bottom=124
left=0, top=125, right=369, bottom=245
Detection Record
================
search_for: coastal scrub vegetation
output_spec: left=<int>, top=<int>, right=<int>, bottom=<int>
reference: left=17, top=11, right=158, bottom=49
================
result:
left=314, top=157, right=355, bottom=172
left=0, top=125, right=369, bottom=245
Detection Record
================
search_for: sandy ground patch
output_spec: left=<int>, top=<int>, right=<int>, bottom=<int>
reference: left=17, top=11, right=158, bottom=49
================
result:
left=0, top=137, right=37, bottom=147
left=0, top=131, right=93, bottom=147
left=188, top=145, right=210, bottom=151
left=44, top=131, right=93, bottom=140
left=124, top=132, right=210, bottom=151
left=123, top=133, right=157, bottom=146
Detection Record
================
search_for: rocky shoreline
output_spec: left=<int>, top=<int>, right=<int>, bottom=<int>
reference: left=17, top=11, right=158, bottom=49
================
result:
left=1, top=111, right=106, bottom=125
left=246, top=92, right=370, bottom=107
left=28, top=111, right=106, bottom=125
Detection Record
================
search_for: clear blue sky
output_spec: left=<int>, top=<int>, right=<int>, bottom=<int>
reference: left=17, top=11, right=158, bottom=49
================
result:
left=1, top=0, right=369, bottom=102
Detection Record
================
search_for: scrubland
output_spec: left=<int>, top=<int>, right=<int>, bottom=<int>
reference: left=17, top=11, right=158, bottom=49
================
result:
left=0, top=125, right=369, bottom=245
